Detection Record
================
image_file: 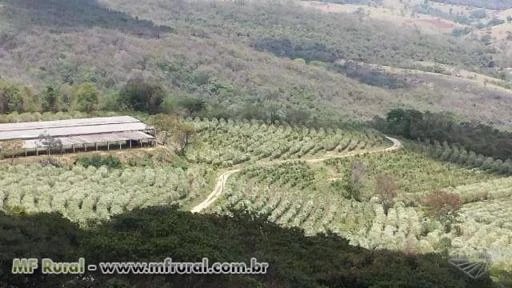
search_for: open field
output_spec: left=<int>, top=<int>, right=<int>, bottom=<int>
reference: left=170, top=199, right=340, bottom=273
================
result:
left=301, top=0, right=460, bottom=34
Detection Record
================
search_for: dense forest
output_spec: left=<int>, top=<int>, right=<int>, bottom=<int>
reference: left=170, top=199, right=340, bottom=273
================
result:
left=0, top=207, right=496, bottom=288
left=375, top=109, right=512, bottom=160
left=252, top=38, right=408, bottom=89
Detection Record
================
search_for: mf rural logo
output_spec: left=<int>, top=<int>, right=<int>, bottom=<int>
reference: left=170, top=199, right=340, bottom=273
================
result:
left=449, top=248, right=512, bottom=280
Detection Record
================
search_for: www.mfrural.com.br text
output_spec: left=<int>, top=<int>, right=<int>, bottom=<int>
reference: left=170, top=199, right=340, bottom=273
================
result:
left=11, top=257, right=269, bottom=275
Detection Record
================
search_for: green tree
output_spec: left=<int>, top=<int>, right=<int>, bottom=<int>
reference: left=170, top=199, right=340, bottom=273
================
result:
left=150, top=114, right=178, bottom=145
left=474, top=154, right=485, bottom=167
left=72, top=82, right=99, bottom=112
left=466, top=151, right=477, bottom=166
left=20, top=86, right=38, bottom=112
left=481, top=157, right=494, bottom=170
left=150, top=115, right=196, bottom=155
left=41, top=86, right=59, bottom=112
left=0, top=80, right=24, bottom=113
left=439, top=141, right=452, bottom=161
left=432, top=140, right=443, bottom=159
left=178, top=97, right=206, bottom=116
left=385, top=109, right=423, bottom=138
left=118, top=78, right=165, bottom=114
left=448, top=145, right=460, bottom=163
left=456, top=147, right=469, bottom=165
left=505, top=159, right=512, bottom=174
left=491, top=159, right=504, bottom=174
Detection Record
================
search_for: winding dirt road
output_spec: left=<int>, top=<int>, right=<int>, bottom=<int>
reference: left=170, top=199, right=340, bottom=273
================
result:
left=191, top=136, right=401, bottom=213
left=191, top=169, right=241, bottom=213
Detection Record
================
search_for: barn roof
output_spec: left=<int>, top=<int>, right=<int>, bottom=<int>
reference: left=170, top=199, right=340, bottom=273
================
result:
left=0, top=116, right=140, bottom=132
left=0, top=116, right=152, bottom=141
left=22, top=131, right=154, bottom=149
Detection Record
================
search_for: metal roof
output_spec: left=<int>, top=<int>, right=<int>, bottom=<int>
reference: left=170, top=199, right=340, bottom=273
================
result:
left=0, top=116, right=151, bottom=141
left=23, top=131, right=154, bottom=149
left=0, top=116, right=140, bottom=132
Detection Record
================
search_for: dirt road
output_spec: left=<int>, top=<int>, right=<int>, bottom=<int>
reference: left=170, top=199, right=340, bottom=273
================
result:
left=191, top=136, right=401, bottom=213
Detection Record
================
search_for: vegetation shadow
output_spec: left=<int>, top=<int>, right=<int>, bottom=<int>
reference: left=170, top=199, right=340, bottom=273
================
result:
left=0, top=206, right=498, bottom=288
left=1, top=0, right=172, bottom=37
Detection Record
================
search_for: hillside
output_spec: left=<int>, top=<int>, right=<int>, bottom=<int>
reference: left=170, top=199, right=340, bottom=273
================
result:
left=1, top=0, right=512, bottom=286
left=301, top=0, right=461, bottom=34
left=99, top=0, right=496, bottom=70
left=0, top=0, right=511, bottom=128
left=0, top=207, right=496, bottom=288
left=0, top=115, right=510, bottom=286
left=302, top=0, right=512, bottom=67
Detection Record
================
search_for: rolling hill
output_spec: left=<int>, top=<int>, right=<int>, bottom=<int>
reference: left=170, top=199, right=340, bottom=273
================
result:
left=1, top=1, right=512, bottom=286
left=0, top=0, right=510, bottom=128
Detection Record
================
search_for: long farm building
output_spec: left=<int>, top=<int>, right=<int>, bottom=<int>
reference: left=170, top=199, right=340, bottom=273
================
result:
left=0, top=116, right=156, bottom=156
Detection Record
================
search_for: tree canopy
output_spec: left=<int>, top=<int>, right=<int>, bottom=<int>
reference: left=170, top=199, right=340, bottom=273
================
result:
left=118, top=78, right=165, bottom=114
left=0, top=207, right=495, bottom=288
left=376, top=109, right=512, bottom=160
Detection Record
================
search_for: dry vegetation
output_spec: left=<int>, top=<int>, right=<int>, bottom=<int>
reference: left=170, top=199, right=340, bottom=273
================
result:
left=0, top=1, right=511, bottom=286
left=0, top=0, right=510, bottom=128
left=301, top=0, right=460, bottom=34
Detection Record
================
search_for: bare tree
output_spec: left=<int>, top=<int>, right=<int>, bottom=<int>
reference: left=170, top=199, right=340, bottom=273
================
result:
left=151, top=114, right=178, bottom=145
left=173, top=122, right=195, bottom=156
left=375, top=174, right=397, bottom=214
left=150, top=115, right=196, bottom=155
left=0, top=140, right=24, bottom=163
left=348, top=159, right=366, bottom=201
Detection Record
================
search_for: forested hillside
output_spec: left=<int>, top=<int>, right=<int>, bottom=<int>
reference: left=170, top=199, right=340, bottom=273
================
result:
left=0, top=0, right=511, bottom=128
left=375, top=109, right=512, bottom=160
left=100, top=0, right=496, bottom=70
left=0, top=0, right=171, bottom=35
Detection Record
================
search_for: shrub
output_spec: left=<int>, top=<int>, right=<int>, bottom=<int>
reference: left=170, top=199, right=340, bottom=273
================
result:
left=78, top=155, right=121, bottom=169
left=39, top=157, right=64, bottom=168
left=423, top=191, right=461, bottom=220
